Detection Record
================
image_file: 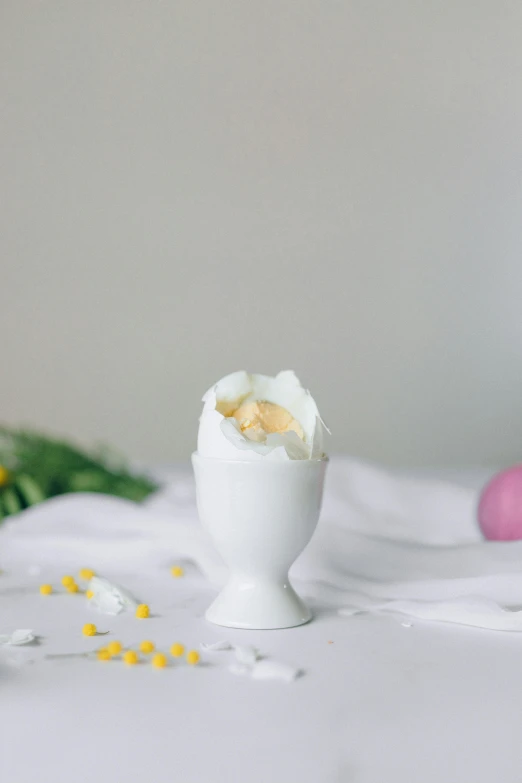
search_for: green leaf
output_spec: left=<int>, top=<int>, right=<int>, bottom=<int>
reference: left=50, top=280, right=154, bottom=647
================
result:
left=2, top=487, right=22, bottom=516
left=69, top=471, right=110, bottom=492
left=15, top=474, right=46, bottom=506
left=0, top=425, right=159, bottom=508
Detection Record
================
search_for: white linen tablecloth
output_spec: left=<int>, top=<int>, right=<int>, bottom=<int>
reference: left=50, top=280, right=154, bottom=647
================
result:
left=1, top=459, right=521, bottom=783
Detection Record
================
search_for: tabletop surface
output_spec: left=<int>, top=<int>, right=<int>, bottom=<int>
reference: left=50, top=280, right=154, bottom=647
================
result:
left=1, top=463, right=520, bottom=783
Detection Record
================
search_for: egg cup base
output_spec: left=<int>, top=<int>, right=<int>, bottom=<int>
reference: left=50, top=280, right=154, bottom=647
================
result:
left=205, top=575, right=312, bottom=630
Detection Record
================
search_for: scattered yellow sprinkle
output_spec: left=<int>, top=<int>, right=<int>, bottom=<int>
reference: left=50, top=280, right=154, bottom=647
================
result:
left=83, top=623, right=97, bottom=637
left=97, top=648, right=111, bottom=661
left=39, top=584, right=53, bottom=595
left=135, top=603, right=150, bottom=619
left=186, top=650, right=200, bottom=666
left=152, top=653, right=168, bottom=668
left=0, top=465, right=9, bottom=487
left=123, top=650, right=139, bottom=665
left=86, top=589, right=94, bottom=599
left=79, top=568, right=95, bottom=581
left=170, top=643, right=185, bottom=658
left=140, top=640, right=155, bottom=654
left=108, top=640, right=123, bottom=656
left=170, top=565, right=184, bottom=578
left=66, top=583, right=79, bottom=593
left=61, top=575, right=75, bottom=587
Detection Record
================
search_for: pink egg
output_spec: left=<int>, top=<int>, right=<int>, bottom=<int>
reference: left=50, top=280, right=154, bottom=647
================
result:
left=478, top=465, right=522, bottom=540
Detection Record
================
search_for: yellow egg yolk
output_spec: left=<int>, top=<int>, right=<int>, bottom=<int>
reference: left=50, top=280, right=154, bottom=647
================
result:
left=231, top=401, right=304, bottom=441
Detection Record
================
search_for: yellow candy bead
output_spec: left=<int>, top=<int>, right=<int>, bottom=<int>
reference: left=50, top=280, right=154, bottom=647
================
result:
left=86, top=589, right=94, bottom=599
left=39, top=584, right=53, bottom=595
left=107, top=641, right=123, bottom=656
left=170, top=565, right=184, bottom=578
left=140, top=640, right=155, bottom=654
left=61, top=575, right=75, bottom=587
left=0, top=465, right=9, bottom=487
left=170, top=643, right=185, bottom=658
left=135, top=604, right=150, bottom=619
left=79, top=568, right=95, bottom=581
left=123, top=650, right=139, bottom=665
left=83, top=623, right=97, bottom=637
left=97, top=648, right=111, bottom=661
left=152, top=653, right=168, bottom=668
left=186, top=650, right=200, bottom=666
left=66, top=583, right=79, bottom=593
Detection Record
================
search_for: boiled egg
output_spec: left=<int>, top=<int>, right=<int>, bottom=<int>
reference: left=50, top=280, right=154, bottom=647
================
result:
left=197, top=370, right=327, bottom=461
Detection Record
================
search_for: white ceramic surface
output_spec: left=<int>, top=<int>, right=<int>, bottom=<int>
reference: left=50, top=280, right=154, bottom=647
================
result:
left=192, top=453, right=328, bottom=629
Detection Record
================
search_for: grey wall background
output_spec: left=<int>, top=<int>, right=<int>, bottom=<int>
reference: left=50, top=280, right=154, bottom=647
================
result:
left=2, top=1, right=522, bottom=466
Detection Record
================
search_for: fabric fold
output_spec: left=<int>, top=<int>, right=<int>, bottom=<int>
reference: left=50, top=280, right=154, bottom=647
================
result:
left=2, top=458, right=519, bottom=632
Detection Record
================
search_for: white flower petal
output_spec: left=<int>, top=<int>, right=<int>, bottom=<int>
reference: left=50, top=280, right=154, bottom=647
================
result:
left=88, top=576, right=139, bottom=615
left=0, top=629, right=35, bottom=646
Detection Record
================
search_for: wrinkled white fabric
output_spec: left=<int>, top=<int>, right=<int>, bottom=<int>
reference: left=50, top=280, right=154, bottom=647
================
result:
left=2, top=458, right=521, bottom=631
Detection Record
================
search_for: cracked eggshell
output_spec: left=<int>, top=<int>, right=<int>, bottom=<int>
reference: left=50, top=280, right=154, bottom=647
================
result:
left=197, top=370, right=327, bottom=461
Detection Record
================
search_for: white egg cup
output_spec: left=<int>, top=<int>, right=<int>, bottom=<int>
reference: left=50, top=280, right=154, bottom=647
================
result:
left=192, top=453, right=328, bottom=630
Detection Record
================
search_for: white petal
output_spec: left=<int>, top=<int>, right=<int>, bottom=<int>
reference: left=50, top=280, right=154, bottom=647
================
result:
left=88, top=576, right=139, bottom=615
left=0, top=629, right=35, bottom=646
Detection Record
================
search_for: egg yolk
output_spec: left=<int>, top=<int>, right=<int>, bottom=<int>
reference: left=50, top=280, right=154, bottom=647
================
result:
left=231, top=401, right=304, bottom=441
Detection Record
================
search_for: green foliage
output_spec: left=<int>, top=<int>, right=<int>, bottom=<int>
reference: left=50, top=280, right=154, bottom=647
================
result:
left=0, top=426, right=158, bottom=520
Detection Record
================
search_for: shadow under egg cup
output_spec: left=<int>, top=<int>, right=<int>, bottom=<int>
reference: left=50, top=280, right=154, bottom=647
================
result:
left=192, top=452, right=328, bottom=630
